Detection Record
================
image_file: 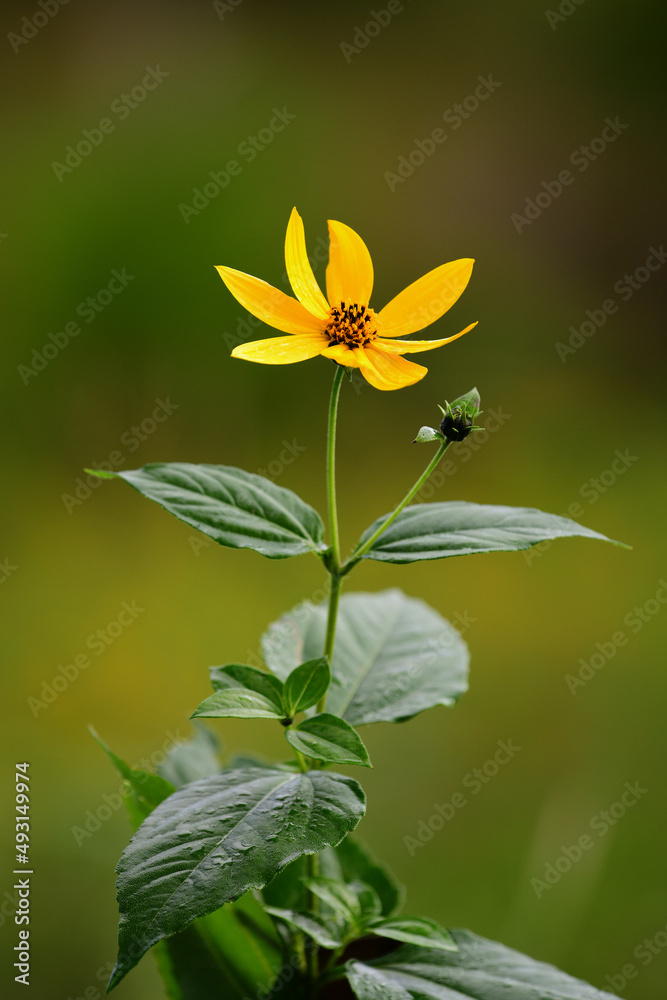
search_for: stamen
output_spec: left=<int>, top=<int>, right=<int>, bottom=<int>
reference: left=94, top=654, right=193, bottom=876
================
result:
left=325, top=301, right=378, bottom=349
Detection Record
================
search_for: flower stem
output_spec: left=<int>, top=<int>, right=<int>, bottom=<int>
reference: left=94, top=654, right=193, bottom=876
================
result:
left=326, top=365, right=345, bottom=572
left=343, top=439, right=451, bottom=572
left=317, top=366, right=345, bottom=715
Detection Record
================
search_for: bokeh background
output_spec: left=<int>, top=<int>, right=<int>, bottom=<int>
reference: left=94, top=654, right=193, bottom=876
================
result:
left=2, top=1, right=666, bottom=997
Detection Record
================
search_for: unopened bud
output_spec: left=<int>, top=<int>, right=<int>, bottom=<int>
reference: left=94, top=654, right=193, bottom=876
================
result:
left=438, top=388, right=482, bottom=443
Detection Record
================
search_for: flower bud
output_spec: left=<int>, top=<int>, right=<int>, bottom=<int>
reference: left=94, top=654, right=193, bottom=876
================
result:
left=412, top=426, right=443, bottom=444
left=438, top=388, right=482, bottom=443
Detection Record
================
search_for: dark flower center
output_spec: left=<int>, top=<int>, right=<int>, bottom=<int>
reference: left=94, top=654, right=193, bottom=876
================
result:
left=325, top=301, right=378, bottom=348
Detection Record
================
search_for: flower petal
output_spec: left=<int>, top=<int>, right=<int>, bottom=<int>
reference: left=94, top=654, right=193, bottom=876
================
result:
left=216, top=266, right=325, bottom=335
left=231, top=334, right=327, bottom=365
left=356, top=345, right=427, bottom=391
left=376, top=321, right=478, bottom=354
left=284, top=208, right=330, bottom=319
left=320, top=343, right=361, bottom=368
left=326, top=220, right=374, bottom=307
left=378, top=259, right=475, bottom=337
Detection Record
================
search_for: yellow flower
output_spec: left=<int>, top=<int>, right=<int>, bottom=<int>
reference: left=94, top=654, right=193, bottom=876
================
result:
left=216, top=208, right=477, bottom=391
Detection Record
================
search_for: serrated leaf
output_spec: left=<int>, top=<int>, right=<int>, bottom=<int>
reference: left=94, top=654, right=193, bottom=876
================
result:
left=109, top=766, right=365, bottom=990
left=158, top=725, right=221, bottom=788
left=91, top=728, right=175, bottom=827
left=263, top=590, right=468, bottom=727
left=286, top=714, right=372, bottom=767
left=367, top=916, right=457, bottom=952
left=283, top=657, right=330, bottom=716
left=358, top=501, right=627, bottom=563
left=193, top=665, right=286, bottom=720
left=102, top=462, right=327, bottom=559
left=346, top=928, right=618, bottom=999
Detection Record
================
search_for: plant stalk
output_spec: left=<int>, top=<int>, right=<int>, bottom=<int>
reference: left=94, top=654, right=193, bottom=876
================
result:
left=343, top=439, right=451, bottom=572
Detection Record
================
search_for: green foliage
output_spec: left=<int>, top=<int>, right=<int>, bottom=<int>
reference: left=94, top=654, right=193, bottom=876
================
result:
left=97, top=462, right=328, bottom=559
left=195, top=663, right=287, bottom=719
left=358, top=501, right=627, bottom=563
left=263, top=589, right=469, bottom=726
left=345, top=928, right=618, bottom=999
left=285, top=714, right=372, bottom=767
left=283, top=657, right=331, bottom=716
left=90, top=728, right=175, bottom=827
left=93, top=378, right=627, bottom=998
left=158, top=725, right=222, bottom=788
left=109, top=767, right=365, bottom=989
left=327, top=836, right=404, bottom=917
left=366, top=916, right=457, bottom=951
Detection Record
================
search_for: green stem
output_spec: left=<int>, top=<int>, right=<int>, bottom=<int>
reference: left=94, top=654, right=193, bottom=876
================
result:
left=326, top=365, right=345, bottom=571
left=343, top=439, right=451, bottom=572
left=304, top=367, right=347, bottom=995
left=317, top=366, right=345, bottom=715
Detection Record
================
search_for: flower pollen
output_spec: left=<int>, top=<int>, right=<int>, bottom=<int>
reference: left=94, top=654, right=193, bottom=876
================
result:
left=325, top=301, right=378, bottom=349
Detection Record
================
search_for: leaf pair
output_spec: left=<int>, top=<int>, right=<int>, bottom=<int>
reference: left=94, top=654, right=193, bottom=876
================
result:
left=195, top=657, right=329, bottom=721
left=269, top=874, right=456, bottom=954
left=191, top=659, right=371, bottom=767
left=94, top=462, right=625, bottom=567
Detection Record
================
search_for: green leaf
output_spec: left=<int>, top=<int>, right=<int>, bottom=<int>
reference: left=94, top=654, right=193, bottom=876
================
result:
left=351, top=881, right=383, bottom=921
left=158, top=725, right=221, bottom=788
left=283, top=657, right=330, bottom=716
left=301, top=876, right=363, bottom=922
left=263, top=589, right=469, bottom=726
left=185, top=893, right=284, bottom=997
left=346, top=929, right=618, bottom=999
left=192, top=664, right=285, bottom=720
left=359, top=501, right=628, bottom=563
left=91, top=728, right=175, bottom=827
left=109, top=766, right=365, bottom=990
left=285, top=714, right=372, bottom=767
left=367, top=916, right=457, bottom=952
left=265, top=906, right=343, bottom=949
left=329, top=837, right=404, bottom=917
left=103, top=462, right=327, bottom=559
left=155, top=892, right=285, bottom=1000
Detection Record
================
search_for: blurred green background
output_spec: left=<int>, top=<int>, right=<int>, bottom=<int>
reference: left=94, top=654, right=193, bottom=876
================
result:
left=2, top=1, right=665, bottom=997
